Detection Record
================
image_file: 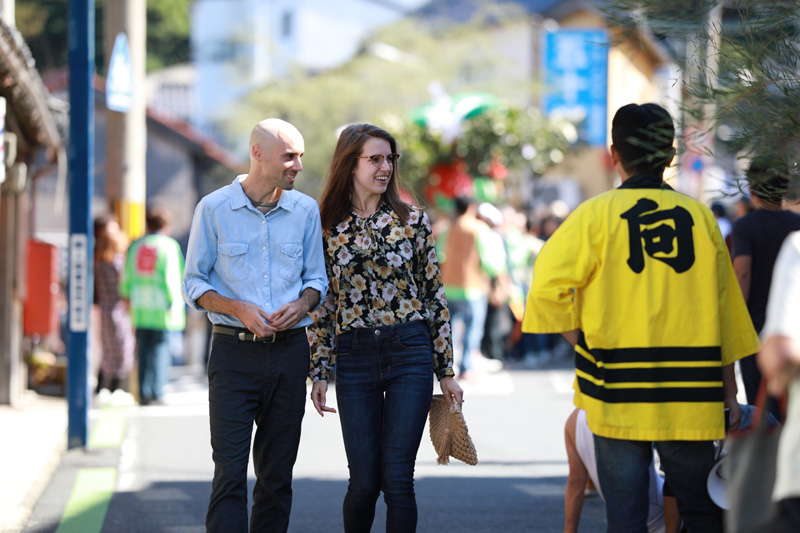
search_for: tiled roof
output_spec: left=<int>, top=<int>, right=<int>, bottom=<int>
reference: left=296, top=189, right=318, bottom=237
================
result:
left=42, top=67, right=241, bottom=171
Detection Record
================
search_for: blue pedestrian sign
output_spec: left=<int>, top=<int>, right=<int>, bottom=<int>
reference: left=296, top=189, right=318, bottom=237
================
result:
left=543, top=29, right=609, bottom=146
left=106, top=33, right=133, bottom=112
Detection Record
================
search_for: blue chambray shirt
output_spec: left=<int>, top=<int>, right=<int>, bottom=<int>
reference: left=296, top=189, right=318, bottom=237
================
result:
left=183, top=175, right=328, bottom=329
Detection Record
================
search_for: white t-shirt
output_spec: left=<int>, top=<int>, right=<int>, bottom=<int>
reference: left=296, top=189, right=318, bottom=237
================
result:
left=575, top=409, right=666, bottom=533
left=761, top=231, right=800, bottom=502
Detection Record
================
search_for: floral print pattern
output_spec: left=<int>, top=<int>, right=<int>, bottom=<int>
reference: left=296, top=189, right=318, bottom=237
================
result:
left=308, top=203, right=455, bottom=381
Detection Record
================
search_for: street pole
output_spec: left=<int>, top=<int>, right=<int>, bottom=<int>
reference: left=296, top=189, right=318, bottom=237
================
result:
left=67, top=0, right=95, bottom=449
left=105, top=0, right=147, bottom=239
left=105, top=0, right=146, bottom=402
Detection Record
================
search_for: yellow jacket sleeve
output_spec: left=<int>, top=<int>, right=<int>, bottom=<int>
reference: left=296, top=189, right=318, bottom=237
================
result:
left=522, top=205, right=598, bottom=334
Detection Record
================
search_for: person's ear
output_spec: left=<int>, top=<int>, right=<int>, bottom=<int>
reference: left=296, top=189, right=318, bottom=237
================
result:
left=666, top=146, right=676, bottom=166
left=251, top=143, right=262, bottom=161
left=610, top=144, right=620, bottom=167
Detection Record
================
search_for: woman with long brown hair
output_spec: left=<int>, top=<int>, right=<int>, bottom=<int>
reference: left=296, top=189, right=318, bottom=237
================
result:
left=94, top=216, right=135, bottom=393
left=308, top=123, right=463, bottom=532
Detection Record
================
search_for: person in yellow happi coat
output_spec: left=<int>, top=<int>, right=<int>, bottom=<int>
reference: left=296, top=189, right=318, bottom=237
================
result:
left=523, top=103, right=759, bottom=532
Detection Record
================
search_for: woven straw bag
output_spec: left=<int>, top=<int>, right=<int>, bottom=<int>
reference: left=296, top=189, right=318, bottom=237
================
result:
left=428, top=394, right=478, bottom=465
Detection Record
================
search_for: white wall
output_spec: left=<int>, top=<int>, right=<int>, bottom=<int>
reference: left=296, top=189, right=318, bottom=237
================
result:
left=191, top=0, right=430, bottom=138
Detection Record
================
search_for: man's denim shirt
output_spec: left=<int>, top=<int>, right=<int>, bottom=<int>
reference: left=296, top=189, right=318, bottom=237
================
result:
left=183, top=175, right=328, bottom=329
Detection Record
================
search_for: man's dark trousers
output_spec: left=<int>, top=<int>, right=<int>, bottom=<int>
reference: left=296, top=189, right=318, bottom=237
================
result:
left=206, top=330, right=309, bottom=532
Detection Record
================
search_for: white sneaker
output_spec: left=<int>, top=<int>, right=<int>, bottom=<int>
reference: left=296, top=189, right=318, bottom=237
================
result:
left=97, top=388, right=112, bottom=406
left=110, top=389, right=136, bottom=406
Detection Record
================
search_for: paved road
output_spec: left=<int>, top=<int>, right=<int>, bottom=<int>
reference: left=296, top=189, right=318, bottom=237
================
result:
left=22, top=360, right=606, bottom=532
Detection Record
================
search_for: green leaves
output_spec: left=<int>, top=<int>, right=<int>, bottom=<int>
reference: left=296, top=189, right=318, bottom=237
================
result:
left=222, top=11, right=577, bottom=205
left=17, top=0, right=191, bottom=74
left=600, top=0, right=800, bottom=197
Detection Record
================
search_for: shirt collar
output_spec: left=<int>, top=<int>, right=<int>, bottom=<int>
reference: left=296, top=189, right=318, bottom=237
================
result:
left=617, top=173, right=674, bottom=191
left=229, top=175, right=296, bottom=212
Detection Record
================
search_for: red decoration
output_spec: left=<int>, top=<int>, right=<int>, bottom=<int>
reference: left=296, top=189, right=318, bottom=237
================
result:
left=487, top=158, right=508, bottom=180
left=426, top=161, right=473, bottom=201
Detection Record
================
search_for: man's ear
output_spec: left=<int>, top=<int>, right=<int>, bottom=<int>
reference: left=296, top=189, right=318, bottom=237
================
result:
left=251, top=143, right=262, bottom=161
left=666, top=146, right=676, bottom=166
left=610, top=144, right=620, bottom=167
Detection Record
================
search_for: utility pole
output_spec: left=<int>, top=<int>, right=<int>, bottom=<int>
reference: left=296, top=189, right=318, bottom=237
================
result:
left=105, top=0, right=146, bottom=402
left=105, top=0, right=147, bottom=240
left=67, top=0, right=95, bottom=449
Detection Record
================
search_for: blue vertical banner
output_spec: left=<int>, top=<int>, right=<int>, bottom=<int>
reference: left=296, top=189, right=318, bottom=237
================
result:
left=67, top=0, right=94, bottom=449
left=543, top=29, right=609, bottom=147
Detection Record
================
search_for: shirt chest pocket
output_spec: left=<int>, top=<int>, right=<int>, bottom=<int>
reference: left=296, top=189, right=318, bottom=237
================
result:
left=217, top=242, right=249, bottom=282
left=280, top=242, right=303, bottom=282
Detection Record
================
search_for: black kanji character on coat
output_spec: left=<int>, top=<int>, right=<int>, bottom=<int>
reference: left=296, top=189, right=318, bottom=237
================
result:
left=621, top=198, right=695, bottom=274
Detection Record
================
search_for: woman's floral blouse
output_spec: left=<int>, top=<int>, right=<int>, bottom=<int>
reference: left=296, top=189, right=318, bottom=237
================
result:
left=308, top=202, right=455, bottom=381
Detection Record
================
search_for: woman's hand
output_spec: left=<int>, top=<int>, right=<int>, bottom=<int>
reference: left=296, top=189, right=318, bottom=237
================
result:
left=439, top=376, right=463, bottom=409
left=311, top=380, right=337, bottom=417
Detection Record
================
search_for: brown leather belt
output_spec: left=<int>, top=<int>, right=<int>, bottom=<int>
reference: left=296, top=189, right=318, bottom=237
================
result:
left=212, top=324, right=305, bottom=343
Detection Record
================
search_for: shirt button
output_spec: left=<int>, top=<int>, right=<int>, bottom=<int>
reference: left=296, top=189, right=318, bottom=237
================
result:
left=263, top=274, right=268, bottom=279
left=262, top=220, right=266, bottom=224
left=374, top=329, right=381, bottom=336
left=262, top=246, right=266, bottom=250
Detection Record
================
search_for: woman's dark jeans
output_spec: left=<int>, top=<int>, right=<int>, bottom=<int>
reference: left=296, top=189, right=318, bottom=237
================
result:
left=335, top=320, right=434, bottom=533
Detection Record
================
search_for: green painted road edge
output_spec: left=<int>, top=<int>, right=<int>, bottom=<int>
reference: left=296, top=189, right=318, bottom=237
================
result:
left=54, top=468, right=116, bottom=533
left=54, top=407, right=128, bottom=532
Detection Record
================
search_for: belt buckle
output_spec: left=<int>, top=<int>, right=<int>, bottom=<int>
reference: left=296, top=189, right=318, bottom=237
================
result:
left=238, top=331, right=277, bottom=343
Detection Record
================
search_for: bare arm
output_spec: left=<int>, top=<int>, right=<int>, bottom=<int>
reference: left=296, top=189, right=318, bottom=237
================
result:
left=267, top=287, right=320, bottom=331
left=758, top=335, right=800, bottom=396
left=564, top=410, right=588, bottom=533
left=722, top=363, right=741, bottom=431
left=561, top=330, right=579, bottom=347
left=733, top=255, right=752, bottom=303
left=196, top=290, right=275, bottom=337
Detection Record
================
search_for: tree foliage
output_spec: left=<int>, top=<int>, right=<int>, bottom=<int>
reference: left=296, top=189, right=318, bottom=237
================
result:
left=222, top=10, right=577, bottom=204
left=16, top=0, right=191, bottom=74
left=599, top=0, right=800, bottom=195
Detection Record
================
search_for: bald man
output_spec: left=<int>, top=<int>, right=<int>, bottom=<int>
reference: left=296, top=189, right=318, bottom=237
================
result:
left=183, top=119, right=328, bottom=532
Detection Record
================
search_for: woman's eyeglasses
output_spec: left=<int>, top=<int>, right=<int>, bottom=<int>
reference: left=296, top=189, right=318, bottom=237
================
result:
left=356, top=154, right=400, bottom=167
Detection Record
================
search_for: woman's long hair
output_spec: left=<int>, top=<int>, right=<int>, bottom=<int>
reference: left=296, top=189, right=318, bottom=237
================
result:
left=318, top=123, right=410, bottom=230
left=96, top=227, right=129, bottom=263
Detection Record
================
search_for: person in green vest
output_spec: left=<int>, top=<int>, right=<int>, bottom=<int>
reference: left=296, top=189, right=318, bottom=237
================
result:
left=120, top=206, right=186, bottom=405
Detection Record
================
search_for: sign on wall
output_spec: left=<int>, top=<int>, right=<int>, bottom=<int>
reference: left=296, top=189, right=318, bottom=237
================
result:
left=69, top=233, right=89, bottom=332
left=543, top=29, right=609, bottom=147
left=106, top=33, right=133, bottom=113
